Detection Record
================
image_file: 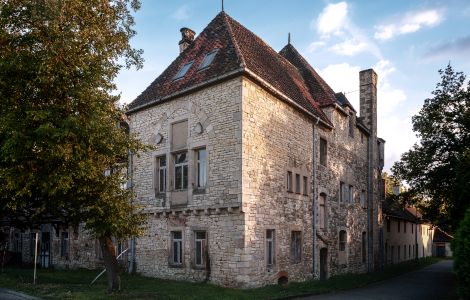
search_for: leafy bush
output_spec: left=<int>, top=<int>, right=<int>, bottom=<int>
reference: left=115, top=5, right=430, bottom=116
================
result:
left=453, top=207, right=470, bottom=298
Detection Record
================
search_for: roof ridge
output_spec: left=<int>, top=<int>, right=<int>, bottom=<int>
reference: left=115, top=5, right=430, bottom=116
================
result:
left=221, top=12, right=246, bottom=68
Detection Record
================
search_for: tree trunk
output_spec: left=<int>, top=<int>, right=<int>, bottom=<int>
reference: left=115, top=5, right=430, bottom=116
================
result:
left=99, top=234, right=121, bottom=292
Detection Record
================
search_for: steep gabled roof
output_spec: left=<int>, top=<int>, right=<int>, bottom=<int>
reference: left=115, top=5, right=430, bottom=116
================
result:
left=128, top=12, right=332, bottom=126
left=335, top=92, right=356, bottom=112
left=433, top=227, right=453, bottom=243
left=382, top=200, right=419, bottom=222
left=279, top=44, right=338, bottom=107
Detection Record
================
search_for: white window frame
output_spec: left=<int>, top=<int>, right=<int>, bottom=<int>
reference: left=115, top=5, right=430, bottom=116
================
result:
left=195, top=148, right=207, bottom=189
left=174, top=152, right=188, bottom=191
left=156, top=155, right=167, bottom=194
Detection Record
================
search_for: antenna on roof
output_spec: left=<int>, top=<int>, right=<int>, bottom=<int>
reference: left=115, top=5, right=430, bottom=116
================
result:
left=221, top=0, right=224, bottom=12
left=288, top=32, right=291, bottom=45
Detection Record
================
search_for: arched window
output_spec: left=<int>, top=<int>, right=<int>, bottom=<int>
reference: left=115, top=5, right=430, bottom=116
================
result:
left=339, top=230, right=346, bottom=251
left=319, top=193, right=327, bottom=229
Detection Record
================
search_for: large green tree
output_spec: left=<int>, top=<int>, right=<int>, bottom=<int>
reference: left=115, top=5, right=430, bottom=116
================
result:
left=392, top=65, right=470, bottom=233
left=0, top=0, right=147, bottom=291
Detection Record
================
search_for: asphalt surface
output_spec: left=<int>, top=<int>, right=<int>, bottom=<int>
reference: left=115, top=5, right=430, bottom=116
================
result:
left=0, top=288, right=41, bottom=300
left=296, top=260, right=456, bottom=300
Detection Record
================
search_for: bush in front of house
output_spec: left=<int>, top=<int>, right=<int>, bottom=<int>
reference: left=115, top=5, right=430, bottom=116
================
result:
left=453, top=207, right=470, bottom=299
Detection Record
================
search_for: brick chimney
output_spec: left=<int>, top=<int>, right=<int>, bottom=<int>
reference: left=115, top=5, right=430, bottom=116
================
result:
left=359, top=69, right=378, bottom=136
left=179, top=27, right=195, bottom=53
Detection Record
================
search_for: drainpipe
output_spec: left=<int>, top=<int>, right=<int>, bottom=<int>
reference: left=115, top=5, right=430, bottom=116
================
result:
left=367, top=135, right=372, bottom=273
left=128, top=149, right=136, bottom=273
left=312, top=117, right=319, bottom=278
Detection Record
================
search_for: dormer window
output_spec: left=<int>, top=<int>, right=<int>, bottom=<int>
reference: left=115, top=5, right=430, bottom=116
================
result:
left=198, top=50, right=218, bottom=70
left=173, top=61, right=193, bottom=80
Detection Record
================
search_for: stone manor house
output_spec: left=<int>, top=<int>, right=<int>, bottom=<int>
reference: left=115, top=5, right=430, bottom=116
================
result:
left=126, top=11, right=385, bottom=287
left=1, top=11, right=386, bottom=288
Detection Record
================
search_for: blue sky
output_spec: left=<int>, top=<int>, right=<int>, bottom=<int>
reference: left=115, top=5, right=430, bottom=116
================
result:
left=116, top=0, right=470, bottom=172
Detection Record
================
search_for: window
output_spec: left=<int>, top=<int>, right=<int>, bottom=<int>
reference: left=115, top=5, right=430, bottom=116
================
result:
left=348, top=185, right=353, bottom=203
left=339, top=182, right=345, bottom=202
left=171, top=231, right=183, bottom=265
left=196, top=148, right=207, bottom=188
left=174, top=152, right=188, bottom=190
left=287, top=171, right=293, bottom=192
left=198, top=50, right=218, bottom=70
left=362, top=232, right=367, bottom=263
left=173, top=61, right=193, bottom=80
left=60, top=232, right=69, bottom=258
left=360, top=189, right=367, bottom=208
left=398, top=220, right=400, bottom=232
left=319, top=193, right=327, bottom=229
left=295, top=174, right=301, bottom=193
left=156, top=155, right=167, bottom=194
left=194, top=231, right=206, bottom=268
left=266, top=229, right=275, bottom=266
left=387, top=219, right=391, bottom=232
left=339, top=230, right=346, bottom=251
left=320, top=138, right=327, bottom=166
left=404, top=221, right=407, bottom=233
left=398, top=245, right=401, bottom=260
left=303, top=176, right=308, bottom=195
left=349, top=114, right=354, bottom=137
left=291, top=231, right=301, bottom=264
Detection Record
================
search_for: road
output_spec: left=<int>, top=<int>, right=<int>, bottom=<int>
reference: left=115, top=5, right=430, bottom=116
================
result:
left=296, top=260, right=456, bottom=300
left=0, top=289, right=41, bottom=300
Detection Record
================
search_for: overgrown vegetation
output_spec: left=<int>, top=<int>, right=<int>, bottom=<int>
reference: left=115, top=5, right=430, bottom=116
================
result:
left=453, top=207, right=470, bottom=299
left=0, top=257, right=439, bottom=300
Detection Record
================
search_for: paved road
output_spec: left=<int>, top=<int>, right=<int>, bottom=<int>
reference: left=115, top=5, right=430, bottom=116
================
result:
left=0, top=289, right=41, bottom=300
left=296, top=260, right=456, bottom=300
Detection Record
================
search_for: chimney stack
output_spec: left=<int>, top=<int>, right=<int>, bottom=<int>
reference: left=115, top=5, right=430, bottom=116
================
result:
left=359, top=69, right=378, bottom=136
left=179, top=27, right=195, bottom=53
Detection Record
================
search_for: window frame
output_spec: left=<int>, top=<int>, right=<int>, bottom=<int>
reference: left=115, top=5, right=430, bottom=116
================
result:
left=266, top=229, right=275, bottom=267
left=303, top=176, right=308, bottom=195
left=156, top=155, right=167, bottom=195
left=174, top=152, right=188, bottom=191
left=198, top=49, right=219, bottom=70
left=320, top=138, right=327, bottom=166
left=339, top=230, right=347, bottom=252
left=193, top=231, right=207, bottom=269
left=195, top=148, right=207, bottom=189
left=170, top=231, right=183, bottom=266
left=295, top=174, right=301, bottom=194
left=173, top=61, right=194, bottom=80
left=287, top=171, right=293, bottom=192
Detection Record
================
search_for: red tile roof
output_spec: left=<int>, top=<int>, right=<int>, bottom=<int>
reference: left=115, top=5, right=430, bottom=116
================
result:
left=128, top=12, right=333, bottom=126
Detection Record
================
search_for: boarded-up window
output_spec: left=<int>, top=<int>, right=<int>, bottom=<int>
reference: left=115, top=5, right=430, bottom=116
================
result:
left=320, top=138, right=327, bottom=166
left=291, top=231, right=301, bottom=264
left=172, top=121, right=188, bottom=150
left=319, top=193, right=327, bottom=229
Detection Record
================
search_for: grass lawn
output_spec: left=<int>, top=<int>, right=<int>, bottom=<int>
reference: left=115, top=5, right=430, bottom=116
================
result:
left=0, top=257, right=440, bottom=300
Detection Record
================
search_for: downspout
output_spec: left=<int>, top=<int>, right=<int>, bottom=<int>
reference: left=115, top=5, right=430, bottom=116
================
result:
left=312, top=117, right=320, bottom=278
left=367, top=135, right=373, bottom=273
left=128, top=149, right=136, bottom=274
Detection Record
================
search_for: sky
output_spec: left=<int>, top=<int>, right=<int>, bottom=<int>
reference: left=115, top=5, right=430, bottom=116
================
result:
left=115, top=0, right=470, bottom=172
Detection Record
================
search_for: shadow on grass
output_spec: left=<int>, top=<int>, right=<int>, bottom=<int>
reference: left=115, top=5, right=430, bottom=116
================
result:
left=0, top=257, right=441, bottom=300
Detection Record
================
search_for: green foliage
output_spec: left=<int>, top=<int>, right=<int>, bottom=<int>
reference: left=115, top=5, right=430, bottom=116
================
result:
left=0, top=0, right=147, bottom=239
left=453, top=207, right=470, bottom=298
left=392, top=65, right=470, bottom=232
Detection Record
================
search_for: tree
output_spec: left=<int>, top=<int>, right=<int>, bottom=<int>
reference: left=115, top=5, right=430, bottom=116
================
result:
left=392, top=65, right=470, bottom=233
left=0, top=0, right=148, bottom=291
left=453, top=207, right=470, bottom=298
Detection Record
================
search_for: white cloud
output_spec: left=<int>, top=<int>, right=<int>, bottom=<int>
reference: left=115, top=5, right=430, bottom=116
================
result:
left=319, top=63, right=361, bottom=109
left=307, top=41, right=326, bottom=53
left=171, top=5, right=190, bottom=21
left=375, top=9, right=444, bottom=41
left=313, top=2, right=349, bottom=37
left=330, top=39, right=368, bottom=56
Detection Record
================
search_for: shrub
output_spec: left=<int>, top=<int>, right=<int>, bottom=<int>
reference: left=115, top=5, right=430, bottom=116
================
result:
left=453, top=207, right=470, bottom=298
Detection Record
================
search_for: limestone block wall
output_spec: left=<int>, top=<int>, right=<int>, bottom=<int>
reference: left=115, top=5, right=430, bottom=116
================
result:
left=316, top=106, right=370, bottom=277
left=241, top=77, right=314, bottom=287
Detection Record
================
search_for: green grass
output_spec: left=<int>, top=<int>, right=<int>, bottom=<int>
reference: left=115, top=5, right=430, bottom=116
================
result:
left=0, top=257, right=440, bottom=300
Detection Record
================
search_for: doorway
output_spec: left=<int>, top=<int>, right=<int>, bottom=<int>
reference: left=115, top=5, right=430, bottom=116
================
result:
left=320, top=248, right=328, bottom=280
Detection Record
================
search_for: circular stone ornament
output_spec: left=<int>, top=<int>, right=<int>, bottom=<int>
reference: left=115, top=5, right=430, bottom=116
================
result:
left=155, top=133, right=163, bottom=144
left=194, top=122, right=203, bottom=134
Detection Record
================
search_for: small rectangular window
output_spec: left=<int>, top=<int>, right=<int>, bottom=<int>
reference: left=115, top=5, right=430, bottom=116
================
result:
left=60, top=232, right=69, bottom=258
left=198, top=50, right=218, bottom=70
left=360, top=189, right=366, bottom=208
left=303, top=176, right=308, bottom=195
left=287, top=171, right=293, bottom=192
left=174, top=152, right=188, bottom=190
left=171, top=231, right=183, bottom=265
left=196, top=148, right=207, bottom=188
left=295, top=174, right=301, bottom=193
left=156, top=156, right=167, bottom=195
left=320, top=138, right=327, bottom=166
left=194, top=231, right=206, bottom=268
left=339, top=182, right=345, bottom=202
left=339, top=230, right=346, bottom=251
left=266, top=229, right=275, bottom=266
left=319, top=194, right=326, bottom=229
left=291, top=231, right=301, bottom=264
left=173, top=61, right=193, bottom=80
left=348, top=185, right=353, bottom=203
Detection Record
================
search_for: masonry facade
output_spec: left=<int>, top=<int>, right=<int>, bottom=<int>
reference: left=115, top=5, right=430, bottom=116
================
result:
left=124, top=11, right=385, bottom=288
